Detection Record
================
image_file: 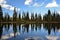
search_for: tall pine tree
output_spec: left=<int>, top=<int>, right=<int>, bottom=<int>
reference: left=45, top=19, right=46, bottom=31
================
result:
left=0, top=5, right=3, bottom=22
left=13, top=7, right=17, bottom=22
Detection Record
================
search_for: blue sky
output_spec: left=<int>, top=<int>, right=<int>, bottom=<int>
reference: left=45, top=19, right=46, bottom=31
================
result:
left=0, top=0, right=60, bottom=17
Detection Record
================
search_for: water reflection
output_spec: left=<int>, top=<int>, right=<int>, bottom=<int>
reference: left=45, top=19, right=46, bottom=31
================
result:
left=0, top=24, right=3, bottom=39
left=0, top=23, right=60, bottom=40
left=4, top=23, right=10, bottom=32
left=22, top=24, right=29, bottom=33
left=18, top=24, right=21, bottom=31
left=21, top=24, right=41, bottom=33
left=31, top=24, right=41, bottom=32
left=43, top=23, right=60, bottom=35
left=13, top=23, right=17, bottom=37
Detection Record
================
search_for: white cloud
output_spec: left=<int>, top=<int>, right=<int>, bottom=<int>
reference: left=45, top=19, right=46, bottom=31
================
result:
left=46, top=0, right=59, bottom=7
left=0, top=0, right=6, bottom=4
left=0, top=0, right=20, bottom=11
left=33, top=2, right=39, bottom=7
left=25, top=0, right=32, bottom=5
left=33, top=0, right=47, bottom=7
left=24, top=0, right=47, bottom=7
left=33, top=1, right=46, bottom=7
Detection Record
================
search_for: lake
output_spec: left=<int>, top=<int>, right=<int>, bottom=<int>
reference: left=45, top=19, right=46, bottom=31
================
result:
left=0, top=23, right=60, bottom=40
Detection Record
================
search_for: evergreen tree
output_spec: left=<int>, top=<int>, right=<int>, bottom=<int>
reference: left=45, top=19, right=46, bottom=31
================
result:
left=13, top=7, right=17, bottom=22
left=0, top=5, right=3, bottom=22
left=26, top=12, right=29, bottom=20
left=31, top=13, right=34, bottom=20
left=37, top=14, right=41, bottom=21
left=48, top=10, right=51, bottom=21
left=22, top=11, right=25, bottom=20
left=7, top=13, right=10, bottom=22
left=35, top=13, right=37, bottom=20
left=19, top=13, right=21, bottom=20
left=4, top=13, right=8, bottom=22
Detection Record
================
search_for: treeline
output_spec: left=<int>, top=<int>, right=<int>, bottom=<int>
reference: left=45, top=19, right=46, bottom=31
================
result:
left=0, top=5, right=60, bottom=22
left=43, top=10, right=60, bottom=22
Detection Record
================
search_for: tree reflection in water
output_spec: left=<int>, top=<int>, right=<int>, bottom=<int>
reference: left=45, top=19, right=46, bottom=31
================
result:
left=4, top=23, right=10, bottom=32
left=0, top=23, right=60, bottom=40
left=31, top=24, right=34, bottom=32
left=31, top=24, right=41, bottom=32
left=43, top=23, right=60, bottom=35
left=0, top=24, right=3, bottom=39
left=13, top=23, right=17, bottom=37
left=22, top=24, right=29, bottom=33
left=18, top=24, right=21, bottom=32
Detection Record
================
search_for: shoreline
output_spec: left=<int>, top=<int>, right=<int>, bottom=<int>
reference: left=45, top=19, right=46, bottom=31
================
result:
left=0, top=21, right=60, bottom=24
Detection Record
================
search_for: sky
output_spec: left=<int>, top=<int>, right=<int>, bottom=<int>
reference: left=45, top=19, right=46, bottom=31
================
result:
left=0, top=0, right=60, bottom=17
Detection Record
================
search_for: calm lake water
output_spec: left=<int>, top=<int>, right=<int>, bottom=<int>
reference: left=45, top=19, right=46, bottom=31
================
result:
left=0, top=23, right=60, bottom=40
